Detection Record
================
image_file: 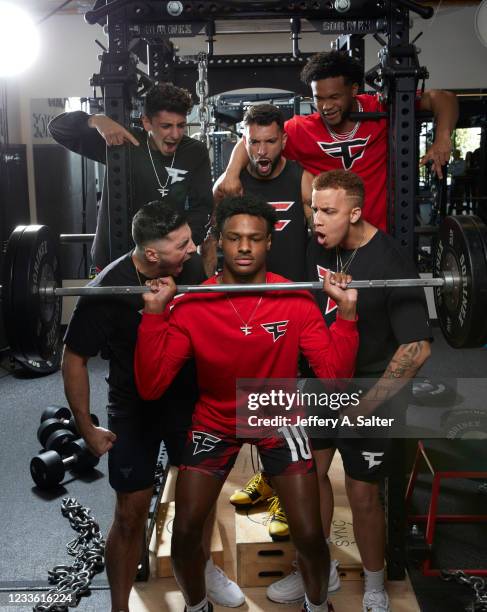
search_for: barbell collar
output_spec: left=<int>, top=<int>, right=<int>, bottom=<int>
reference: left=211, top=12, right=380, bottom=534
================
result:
left=36, top=276, right=450, bottom=298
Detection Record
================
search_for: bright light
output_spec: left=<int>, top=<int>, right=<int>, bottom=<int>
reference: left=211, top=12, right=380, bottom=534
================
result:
left=0, top=2, right=40, bottom=77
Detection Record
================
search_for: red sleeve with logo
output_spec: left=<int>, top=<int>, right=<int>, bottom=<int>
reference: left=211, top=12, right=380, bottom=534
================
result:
left=135, top=273, right=358, bottom=434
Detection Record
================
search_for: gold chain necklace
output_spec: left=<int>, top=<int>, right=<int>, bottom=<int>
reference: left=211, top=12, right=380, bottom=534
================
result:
left=336, top=230, right=365, bottom=274
left=226, top=296, right=263, bottom=336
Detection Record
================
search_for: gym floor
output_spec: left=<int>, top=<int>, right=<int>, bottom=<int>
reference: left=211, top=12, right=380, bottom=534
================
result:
left=0, top=325, right=486, bottom=611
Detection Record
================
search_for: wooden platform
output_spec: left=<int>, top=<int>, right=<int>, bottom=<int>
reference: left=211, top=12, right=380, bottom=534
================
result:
left=235, top=502, right=363, bottom=586
left=235, top=505, right=295, bottom=587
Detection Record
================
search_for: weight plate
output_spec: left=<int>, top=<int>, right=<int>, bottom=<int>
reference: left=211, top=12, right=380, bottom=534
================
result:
left=3, top=225, right=63, bottom=372
left=434, top=215, right=487, bottom=348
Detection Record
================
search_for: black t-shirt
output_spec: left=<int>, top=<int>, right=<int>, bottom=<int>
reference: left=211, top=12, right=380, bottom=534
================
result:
left=307, top=230, right=432, bottom=374
left=48, top=111, right=213, bottom=269
left=63, top=252, right=206, bottom=413
left=239, top=161, right=307, bottom=281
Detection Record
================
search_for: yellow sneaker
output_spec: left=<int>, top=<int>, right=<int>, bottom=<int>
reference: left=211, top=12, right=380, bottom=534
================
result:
left=267, top=495, right=290, bottom=541
left=229, top=472, right=274, bottom=508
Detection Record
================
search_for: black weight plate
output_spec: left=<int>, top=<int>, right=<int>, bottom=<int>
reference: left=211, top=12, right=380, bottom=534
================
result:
left=4, top=225, right=62, bottom=373
left=434, top=215, right=487, bottom=348
left=2, top=226, right=27, bottom=349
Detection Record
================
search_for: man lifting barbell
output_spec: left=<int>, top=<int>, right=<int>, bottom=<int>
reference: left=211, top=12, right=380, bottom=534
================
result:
left=134, top=194, right=360, bottom=612
left=217, top=50, right=458, bottom=232
left=61, top=202, right=244, bottom=612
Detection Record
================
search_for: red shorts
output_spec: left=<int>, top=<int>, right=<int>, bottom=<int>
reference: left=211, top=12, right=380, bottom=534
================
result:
left=180, top=425, right=315, bottom=481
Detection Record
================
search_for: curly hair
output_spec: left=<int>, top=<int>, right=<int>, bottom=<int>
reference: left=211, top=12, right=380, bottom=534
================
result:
left=144, top=83, right=193, bottom=118
left=215, top=195, right=278, bottom=236
left=312, top=170, right=364, bottom=206
left=243, top=103, right=284, bottom=131
left=301, top=51, right=363, bottom=87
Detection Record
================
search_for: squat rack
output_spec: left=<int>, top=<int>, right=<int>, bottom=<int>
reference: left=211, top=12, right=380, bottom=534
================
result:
left=83, top=0, right=436, bottom=581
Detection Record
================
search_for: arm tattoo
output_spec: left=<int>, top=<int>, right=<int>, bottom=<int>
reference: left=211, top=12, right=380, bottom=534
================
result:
left=384, top=341, right=425, bottom=379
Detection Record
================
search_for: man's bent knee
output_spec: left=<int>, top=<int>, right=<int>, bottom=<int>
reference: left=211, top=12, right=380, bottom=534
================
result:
left=113, top=489, right=152, bottom=534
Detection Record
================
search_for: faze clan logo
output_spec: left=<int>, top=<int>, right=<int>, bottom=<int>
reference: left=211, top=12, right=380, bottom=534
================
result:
left=317, top=136, right=370, bottom=170
left=158, top=167, right=188, bottom=196
left=192, top=431, right=221, bottom=455
left=261, top=321, right=289, bottom=342
left=269, top=201, right=294, bottom=232
left=317, top=265, right=337, bottom=315
left=361, top=451, right=384, bottom=469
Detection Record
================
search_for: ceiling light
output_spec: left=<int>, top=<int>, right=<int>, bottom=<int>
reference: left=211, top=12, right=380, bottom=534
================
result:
left=0, top=2, right=40, bottom=77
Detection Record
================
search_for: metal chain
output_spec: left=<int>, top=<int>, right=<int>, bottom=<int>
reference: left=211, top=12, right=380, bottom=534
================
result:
left=441, top=570, right=487, bottom=611
left=33, top=498, right=105, bottom=612
left=196, top=51, right=212, bottom=150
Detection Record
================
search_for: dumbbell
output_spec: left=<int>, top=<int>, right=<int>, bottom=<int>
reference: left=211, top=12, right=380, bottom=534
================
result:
left=37, top=406, right=99, bottom=449
left=30, top=438, right=100, bottom=489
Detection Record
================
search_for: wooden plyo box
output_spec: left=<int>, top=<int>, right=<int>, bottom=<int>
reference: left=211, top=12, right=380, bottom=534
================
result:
left=235, top=506, right=295, bottom=587
left=235, top=504, right=363, bottom=587
left=329, top=505, right=363, bottom=581
left=155, top=501, right=224, bottom=578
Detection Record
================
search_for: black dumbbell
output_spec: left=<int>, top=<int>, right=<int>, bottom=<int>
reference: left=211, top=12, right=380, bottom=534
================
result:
left=37, top=409, right=99, bottom=448
left=43, top=428, right=77, bottom=454
left=30, top=439, right=100, bottom=489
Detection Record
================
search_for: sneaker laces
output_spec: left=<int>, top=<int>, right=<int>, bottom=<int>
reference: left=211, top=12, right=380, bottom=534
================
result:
left=241, top=472, right=266, bottom=496
left=266, top=495, right=287, bottom=524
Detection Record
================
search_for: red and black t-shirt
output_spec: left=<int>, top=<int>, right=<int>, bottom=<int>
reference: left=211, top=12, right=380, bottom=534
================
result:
left=284, top=93, right=387, bottom=231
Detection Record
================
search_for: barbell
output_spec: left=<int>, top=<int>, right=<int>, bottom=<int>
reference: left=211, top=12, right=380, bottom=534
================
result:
left=1, top=215, right=487, bottom=374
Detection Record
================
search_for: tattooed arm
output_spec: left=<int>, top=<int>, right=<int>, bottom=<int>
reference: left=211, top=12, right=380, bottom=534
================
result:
left=346, top=341, right=431, bottom=416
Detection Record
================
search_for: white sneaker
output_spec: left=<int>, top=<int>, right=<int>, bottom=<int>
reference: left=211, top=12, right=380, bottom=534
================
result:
left=363, top=589, right=390, bottom=612
left=205, top=559, right=245, bottom=608
left=266, top=560, right=341, bottom=604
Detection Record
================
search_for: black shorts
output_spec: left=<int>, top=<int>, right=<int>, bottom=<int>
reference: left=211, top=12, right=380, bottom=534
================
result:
left=108, top=402, right=193, bottom=492
left=311, top=435, right=393, bottom=482
left=180, top=425, right=315, bottom=481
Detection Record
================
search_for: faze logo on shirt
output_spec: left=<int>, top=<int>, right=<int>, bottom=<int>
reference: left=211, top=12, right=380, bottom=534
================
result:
left=316, top=265, right=337, bottom=315
left=261, top=321, right=289, bottom=342
left=166, top=167, right=188, bottom=184
left=192, top=431, right=221, bottom=455
left=361, top=451, right=384, bottom=469
left=317, top=136, right=370, bottom=170
left=269, top=201, right=294, bottom=232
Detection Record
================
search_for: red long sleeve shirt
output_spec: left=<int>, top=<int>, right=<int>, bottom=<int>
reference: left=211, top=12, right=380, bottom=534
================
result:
left=135, top=273, right=358, bottom=435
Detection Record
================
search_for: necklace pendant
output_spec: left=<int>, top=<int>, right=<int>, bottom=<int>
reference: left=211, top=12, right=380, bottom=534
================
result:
left=240, top=325, right=252, bottom=336
left=158, top=187, right=169, bottom=197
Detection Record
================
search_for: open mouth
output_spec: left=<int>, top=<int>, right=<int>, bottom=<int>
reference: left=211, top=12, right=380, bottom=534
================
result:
left=315, top=231, right=327, bottom=245
left=257, top=159, right=272, bottom=173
